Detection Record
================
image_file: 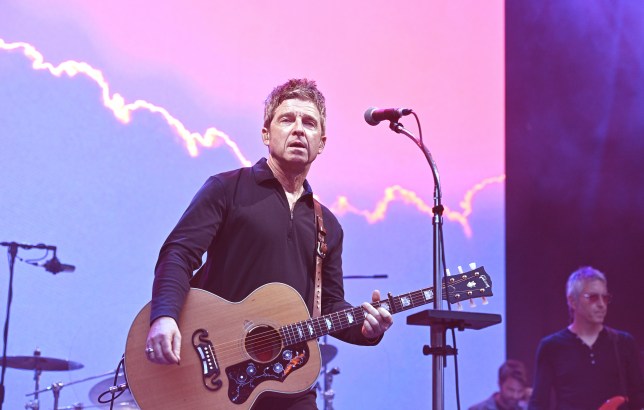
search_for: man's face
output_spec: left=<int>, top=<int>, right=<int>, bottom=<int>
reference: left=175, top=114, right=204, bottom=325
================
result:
left=497, top=377, right=525, bottom=409
left=262, top=98, right=326, bottom=169
left=569, top=279, right=609, bottom=326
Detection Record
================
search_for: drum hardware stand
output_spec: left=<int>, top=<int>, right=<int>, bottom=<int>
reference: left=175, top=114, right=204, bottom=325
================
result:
left=1, top=241, right=73, bottom=410
left=26, top=370, right=114, bottom=410
left=321, top=365, right=340, bottom=410
left=27, top=380, right=64, bottom=410
left=23, top=349, right=43, bottom=410
left=315, top=335, right=340, bottom=410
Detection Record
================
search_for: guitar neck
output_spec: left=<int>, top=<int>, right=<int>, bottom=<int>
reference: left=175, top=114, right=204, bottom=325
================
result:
left=279, top=285, right=440, bottom=346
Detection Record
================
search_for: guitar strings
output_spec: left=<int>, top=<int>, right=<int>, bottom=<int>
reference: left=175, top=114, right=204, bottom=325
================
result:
left=203, top=276, right=481, bottom=363
left=210, top=288, right=476, bottom=364
left=199, top=276, right=483, bottom=363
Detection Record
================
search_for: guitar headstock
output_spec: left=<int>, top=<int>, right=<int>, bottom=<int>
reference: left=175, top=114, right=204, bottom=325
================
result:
left=442, top=265, right=493, bottom=307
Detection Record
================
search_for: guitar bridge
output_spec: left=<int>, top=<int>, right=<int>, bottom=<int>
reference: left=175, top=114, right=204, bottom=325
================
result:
left=192, top=329, right=222, bottom=391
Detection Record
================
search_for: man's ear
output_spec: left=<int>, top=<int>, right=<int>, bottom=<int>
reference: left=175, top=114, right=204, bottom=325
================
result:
left=261, top=128, right=270, bottom=146
left=318, top=135, right=327, bottom=154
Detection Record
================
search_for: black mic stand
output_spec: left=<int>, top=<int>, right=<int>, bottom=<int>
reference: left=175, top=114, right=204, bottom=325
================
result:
left=0, top=242, right=58, bottom=410
left=386, top=121, right=501, bottom=409
left=387, top=120, right=449, bottom=409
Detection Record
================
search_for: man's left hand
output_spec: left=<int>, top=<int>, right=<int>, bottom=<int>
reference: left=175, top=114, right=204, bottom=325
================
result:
left=361, top=289, right=394, bottom=339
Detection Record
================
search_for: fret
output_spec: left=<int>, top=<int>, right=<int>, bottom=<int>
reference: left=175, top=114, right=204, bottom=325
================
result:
left=295, top=322, right=304, bottom=341
left=279, top=269, right=491, bottom=348
left=315, top=316, right=324, bottom=338
left=333, top=311, right=343, bottom=329
left=390, top=296, right=402, bottom=314
left=281, top=286, right=438, bottom=345
left=324, top=316, right=333, bottom=332
left=423, top=287, right=434, bottom=302
left=333, top=311, right=344, bottom=329
left=345, top=310, right=355, bottom=325
left=399, top=294, right=412, bottom=308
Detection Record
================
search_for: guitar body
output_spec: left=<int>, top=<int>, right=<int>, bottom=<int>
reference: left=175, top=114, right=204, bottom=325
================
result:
left=124, top=267, right=494, bottom=409
left=599, top=395, right=627, bottom=410
left=124, top=283, right=322, bottom=410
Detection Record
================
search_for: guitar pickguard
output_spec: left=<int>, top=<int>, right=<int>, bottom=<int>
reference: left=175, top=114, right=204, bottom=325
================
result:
left=226, top=342, right=310, bottom=404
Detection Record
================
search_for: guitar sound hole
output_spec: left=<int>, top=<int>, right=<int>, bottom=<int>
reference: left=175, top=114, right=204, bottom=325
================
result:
left=245, top=325, right=282, bottom=363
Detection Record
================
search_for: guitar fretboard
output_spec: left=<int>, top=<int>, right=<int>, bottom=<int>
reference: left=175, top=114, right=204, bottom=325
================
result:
left=279, top=286, right=438, bottom=346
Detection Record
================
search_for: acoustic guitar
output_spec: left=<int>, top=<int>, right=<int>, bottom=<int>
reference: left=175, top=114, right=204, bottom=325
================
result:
left=124, top=267, right=493, bottom=409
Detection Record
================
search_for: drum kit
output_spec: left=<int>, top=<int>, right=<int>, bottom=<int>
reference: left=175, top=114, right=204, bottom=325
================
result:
left=3, top=343, right=342, bottom=410
left=1, top=349, right=137, bottom=410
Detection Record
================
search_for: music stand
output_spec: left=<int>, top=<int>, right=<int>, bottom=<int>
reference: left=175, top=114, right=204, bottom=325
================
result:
left=407, top=310, right=501, bottom=409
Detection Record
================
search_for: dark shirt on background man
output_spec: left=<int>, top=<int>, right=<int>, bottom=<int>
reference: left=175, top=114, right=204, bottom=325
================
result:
left=530, top=328, right=644, bottom=409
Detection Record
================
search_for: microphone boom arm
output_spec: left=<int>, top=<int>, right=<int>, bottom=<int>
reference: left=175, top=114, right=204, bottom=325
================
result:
left=389, top=121, right=442, bottom=199
left=387, top=119, right=447, bottom=410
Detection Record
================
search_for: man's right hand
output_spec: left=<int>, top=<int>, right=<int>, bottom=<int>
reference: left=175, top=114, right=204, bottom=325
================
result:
left=145, top=316, right=182, bottom=365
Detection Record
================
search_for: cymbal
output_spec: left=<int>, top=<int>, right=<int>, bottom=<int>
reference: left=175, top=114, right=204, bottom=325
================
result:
left=59, top=402, right=139, bottom=409
left=1, top=355, right=83, bottom=371
left=320, top=343, right=337, bottom=366
left=89, top=373, right=133, bottom=405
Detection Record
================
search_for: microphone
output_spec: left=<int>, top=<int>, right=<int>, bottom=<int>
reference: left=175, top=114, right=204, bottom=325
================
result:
left=364, top=107, right=412, bottom=126
left=26, top=254, right=76, bottom=274
left=43, top=256, right=76, bottom=274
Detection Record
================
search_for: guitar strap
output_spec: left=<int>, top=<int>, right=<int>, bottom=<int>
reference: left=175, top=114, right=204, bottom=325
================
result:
left=606, top=327, right=628, bottom=401
left=313, top=198, right=327, bottom=319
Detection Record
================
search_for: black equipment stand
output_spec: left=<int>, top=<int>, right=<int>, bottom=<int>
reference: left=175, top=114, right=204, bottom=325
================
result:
left=0, top=242, right=62, bottom=410
left=407, top=310, right=502, bottom=408
left=380, top=117, right=501, bottom=409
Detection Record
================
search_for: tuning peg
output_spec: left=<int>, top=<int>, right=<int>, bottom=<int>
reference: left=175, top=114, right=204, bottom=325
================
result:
left=455, top=302, right=463, bottom=311
left=445, top=268, right=452, bottom=276
left=481, top=296, right=489, bottom=305
left=469, top=299, right=476, bottom=308
left=469, top=262, right=477, bottom=269
left=457, top=265, right=464, bottom=274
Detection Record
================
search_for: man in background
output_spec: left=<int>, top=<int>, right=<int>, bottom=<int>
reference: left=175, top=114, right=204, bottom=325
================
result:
left=469, top=359, right=530, bottom=410
left=529, top=266, right=644, bottom=409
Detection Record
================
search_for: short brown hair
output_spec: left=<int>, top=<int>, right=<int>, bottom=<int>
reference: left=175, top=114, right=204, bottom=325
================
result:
left=263, top=79, right=327, bottom=134
left=499, top=359, right=528, bottom=387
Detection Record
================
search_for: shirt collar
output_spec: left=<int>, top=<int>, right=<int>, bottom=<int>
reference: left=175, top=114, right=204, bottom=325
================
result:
left=252, top=158, right=314, bottom=197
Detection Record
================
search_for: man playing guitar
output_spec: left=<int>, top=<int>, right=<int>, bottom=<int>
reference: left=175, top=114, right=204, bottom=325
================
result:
left=142, top=79, right=393, bottom=409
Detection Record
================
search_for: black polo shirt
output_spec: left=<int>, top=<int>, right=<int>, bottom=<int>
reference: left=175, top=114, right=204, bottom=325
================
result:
left=529, top=327, right=644, bottom=409
left=150, top=158, right=373, bottom=345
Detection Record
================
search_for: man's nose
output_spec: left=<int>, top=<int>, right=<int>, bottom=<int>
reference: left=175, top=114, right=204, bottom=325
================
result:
left=292, top=118, right=305, bottom=134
